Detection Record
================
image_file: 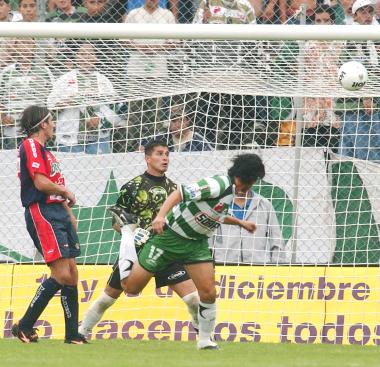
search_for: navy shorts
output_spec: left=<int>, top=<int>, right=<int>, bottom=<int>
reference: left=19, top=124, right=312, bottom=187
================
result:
left=107, top=259, right=190, bottom=290
left=25, top=202, right=80, bottom=264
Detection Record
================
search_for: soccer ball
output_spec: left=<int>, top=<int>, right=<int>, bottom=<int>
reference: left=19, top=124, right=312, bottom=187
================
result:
left=338, top=61, right=368, bottom=91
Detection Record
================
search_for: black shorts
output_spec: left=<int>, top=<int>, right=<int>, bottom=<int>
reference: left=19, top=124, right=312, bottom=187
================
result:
left=107, top=259, right=190, bottom=290
left=25, top=202, right=80, bottom=264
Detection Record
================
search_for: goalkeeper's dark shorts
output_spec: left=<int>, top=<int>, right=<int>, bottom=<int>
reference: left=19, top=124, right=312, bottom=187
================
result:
left=107, top=259, right=190, bottom=290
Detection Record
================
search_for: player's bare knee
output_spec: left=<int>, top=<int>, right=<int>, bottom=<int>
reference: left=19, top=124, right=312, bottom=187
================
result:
left=121, top=278, right=134, bottom=294
left=50, top=258, right=77, bottom=285
left=122, top=278, right=142, bottom=295
left=69, top=262, right=79, bottom=283
left=105, top=285, right=123, bottom=299
left=67, top=269, right=78, bottom=285
left=53, top=271, right=74, bottom=286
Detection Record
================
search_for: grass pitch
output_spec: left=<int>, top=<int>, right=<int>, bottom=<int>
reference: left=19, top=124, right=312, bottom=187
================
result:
left=0, top=339, right=379, bottom=367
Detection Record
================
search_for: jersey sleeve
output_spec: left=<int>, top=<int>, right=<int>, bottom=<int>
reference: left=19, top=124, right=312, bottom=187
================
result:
left=167, top=178, right=178, bottom=194
left=22, top=139, right=49, bottom=180
left=181, top=175, right=231, bottom=202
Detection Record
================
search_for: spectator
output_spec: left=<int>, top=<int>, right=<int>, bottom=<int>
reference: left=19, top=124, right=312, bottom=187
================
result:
left=271, top=97, right=295, bottom=147
left=0, top=0, right=13, bottom=69
left=126, top=0, right=178, bottom=21
left=46, top=0, right=87, bottom=22
left=322, top=0, right=346, bottom=25
left=286, top=0, right=316, bottom=23
left=302, top=5, right=341, bottom=148
left=45, top=0, right=87, bottom=77
left=192, top=0, right=259, bottom=150
left=122, top=0, right=176, bottom=152
left=352, top=0, right=378, bottom=24
left=82, top=0, right=113, bottom=22
left=311, top=3, right=335, bottom=22
left=47, top=42, right=123, bottom=154
left=260, top=0, right=287, bottom=24
left=177, top=0, right=195, bottom=23
left=337, top=0, right=379, bottom=125
left=0, top=0, right=22, bottom=21
left=340, top=0, right=354, bottom=24
left=193, top=0, right=256, bottom=24
left=211, top=188, right=287, bottom=264
left=250, top=0, right=263, bottom=18
left=167, top=108, right=212, bottom=151
left=80, top=0, right=121, bottom=96
left=0, top=0, right=11, bottom=21
left=338, top=97, right=380, bottom=163
left=47, top=0, right=55, bottom=12
left=143, top=107, right=213, bottom=152
left=17, top=0, right=37, bottom=21
left=101, top=0, right=125, bottom=22
left=45, top=39, right=79, bottom=79
left=0, top=38, right=54, bottom=149
left=341, top=0, right=379, bottom=72
left=302, top=98, right=341, bottom=148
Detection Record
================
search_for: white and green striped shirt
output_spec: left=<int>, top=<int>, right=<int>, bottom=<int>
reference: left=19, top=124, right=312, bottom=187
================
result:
left=167, top=175, right=234, bottom=240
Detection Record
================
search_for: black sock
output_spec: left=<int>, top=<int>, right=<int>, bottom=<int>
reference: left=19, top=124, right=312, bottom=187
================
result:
left=19, top=277, right=62, bottom=330
left=61, top=285, right=79, bottom=340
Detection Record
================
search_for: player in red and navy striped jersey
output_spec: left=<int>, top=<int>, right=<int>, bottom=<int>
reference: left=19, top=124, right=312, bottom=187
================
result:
left=12, top=105, right=86, bottom=344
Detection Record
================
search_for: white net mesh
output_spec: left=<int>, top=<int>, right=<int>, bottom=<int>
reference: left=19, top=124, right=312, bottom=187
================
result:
left=1, top=28, right=380, bottom=343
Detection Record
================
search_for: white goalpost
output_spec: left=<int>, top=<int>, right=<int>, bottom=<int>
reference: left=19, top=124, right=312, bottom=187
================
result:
left=1, top=23, right=380, bottom=40
left=0, top=24, right=379, bottom=344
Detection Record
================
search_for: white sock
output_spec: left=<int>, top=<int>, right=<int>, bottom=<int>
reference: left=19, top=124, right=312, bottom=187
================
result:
left=79, top=291, right=117, bottom=337
left=197, top=301, right=217, bottom=348
left=119, top=224, right=138, bottom=280
left=182, top=291, right=199, bottom=330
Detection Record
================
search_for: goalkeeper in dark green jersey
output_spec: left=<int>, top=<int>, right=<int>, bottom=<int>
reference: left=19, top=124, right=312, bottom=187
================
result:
left=79, top=140, right=199, bottom=337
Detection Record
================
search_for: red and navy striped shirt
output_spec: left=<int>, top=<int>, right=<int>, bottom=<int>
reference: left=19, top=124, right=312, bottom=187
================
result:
left=18, top=138, right=66, bottom=208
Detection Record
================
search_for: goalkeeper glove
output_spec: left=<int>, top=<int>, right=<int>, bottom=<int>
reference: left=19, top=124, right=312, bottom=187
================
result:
left=134, top=227, right=151, bottom=248
left=108, top=205, right=138, bottom=227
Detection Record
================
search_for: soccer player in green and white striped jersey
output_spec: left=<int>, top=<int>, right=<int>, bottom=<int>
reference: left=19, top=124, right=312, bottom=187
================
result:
left=120, top=153, right=265, bottom=350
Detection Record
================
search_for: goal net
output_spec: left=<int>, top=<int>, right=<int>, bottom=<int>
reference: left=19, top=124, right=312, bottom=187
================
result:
left=0, top=24, right=379, bottom=344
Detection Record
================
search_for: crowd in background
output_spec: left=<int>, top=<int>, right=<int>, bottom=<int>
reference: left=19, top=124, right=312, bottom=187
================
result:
left=0, top=0, right=379, bottom=24
left=0, top=0, right=379, bottom=162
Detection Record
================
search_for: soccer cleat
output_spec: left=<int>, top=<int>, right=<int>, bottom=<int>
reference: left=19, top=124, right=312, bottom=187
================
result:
left=11, top=322, right=39, bottom=343
left=199, top=344, right=220, bottom=350
left=78, top=325, right=91, bottom=338
left=28, top=329, right=39, bottom=343
left=64, top=333, right=89, bottom=344
left=198, top=340, right=219, bottom=350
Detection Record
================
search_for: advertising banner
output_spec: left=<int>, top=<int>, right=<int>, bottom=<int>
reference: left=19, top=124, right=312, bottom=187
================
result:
left=2, top=265, right=379, bottom=345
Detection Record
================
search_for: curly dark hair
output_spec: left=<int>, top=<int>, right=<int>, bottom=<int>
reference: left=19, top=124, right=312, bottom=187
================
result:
left=20, top=105, right=50, bottom=137
left=228, top=153, right=265, bottom=184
